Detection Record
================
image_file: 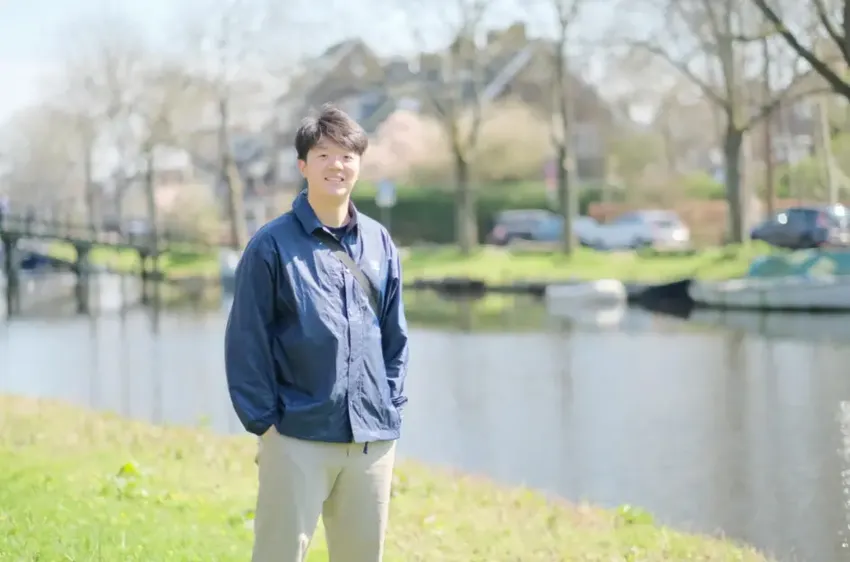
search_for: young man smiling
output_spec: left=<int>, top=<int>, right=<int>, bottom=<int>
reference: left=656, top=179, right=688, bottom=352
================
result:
left=224, top=104, right=409, bottom=562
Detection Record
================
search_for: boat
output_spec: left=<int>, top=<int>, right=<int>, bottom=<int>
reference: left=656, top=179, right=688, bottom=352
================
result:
left=689, top=249, right=850, bottom=312
left=547, top=302, right=626, bottom=328
left=689, top=275, right=850, bottom=311
left=544, top=279, right=626, bottom=307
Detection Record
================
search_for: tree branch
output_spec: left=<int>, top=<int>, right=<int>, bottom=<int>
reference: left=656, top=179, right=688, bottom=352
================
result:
left=632, top=41, right=728, bottom=108
left=749, top=0, right=850, bottom=100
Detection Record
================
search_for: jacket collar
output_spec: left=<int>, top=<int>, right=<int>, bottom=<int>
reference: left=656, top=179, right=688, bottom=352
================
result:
left=292, top=189, right=359, bottom=235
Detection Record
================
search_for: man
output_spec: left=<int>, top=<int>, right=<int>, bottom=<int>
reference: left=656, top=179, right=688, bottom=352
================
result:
left=224, top=104, right=409, bottom=562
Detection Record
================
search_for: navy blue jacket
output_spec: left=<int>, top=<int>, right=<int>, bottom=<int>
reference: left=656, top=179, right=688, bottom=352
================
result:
left=224, top=191, right=409, bottom=443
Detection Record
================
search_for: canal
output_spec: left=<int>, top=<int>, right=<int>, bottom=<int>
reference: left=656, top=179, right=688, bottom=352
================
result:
left=1, top=275, right=849, bottom=562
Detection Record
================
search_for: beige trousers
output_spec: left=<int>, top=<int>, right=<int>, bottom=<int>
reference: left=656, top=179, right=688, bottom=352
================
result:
left=252, top=429, right=396, bottom=562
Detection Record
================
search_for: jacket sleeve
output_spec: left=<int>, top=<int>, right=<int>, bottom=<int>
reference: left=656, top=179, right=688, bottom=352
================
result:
left=224, top=235, right=278, bottom=435
left=381, top=244, right=410, bottom=410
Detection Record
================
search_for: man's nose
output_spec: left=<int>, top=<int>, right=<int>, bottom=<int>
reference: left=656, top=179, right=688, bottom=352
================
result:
left=328, top=157, right=344, bottom=169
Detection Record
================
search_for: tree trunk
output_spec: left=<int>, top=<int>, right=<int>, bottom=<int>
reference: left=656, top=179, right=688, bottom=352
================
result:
left=762, top=38, right=775, bottom=219
left=144, top=147, right=159, bottom=248
left=660, top=120, right=677, bottom=178
left=224, top=159, right=248, bottom=250
left=454, top=151, right=476, bottom=255
left=763, top=118, right=775, bottom=219
left=114, top=180, right=127, bottom=222
left=724, top=127, right=745, bottom=244
left=84, top=142, right=96, bottom=232
left=557, top=143, right=576, bottom=254
left=219, top=96, right=248, bottom=250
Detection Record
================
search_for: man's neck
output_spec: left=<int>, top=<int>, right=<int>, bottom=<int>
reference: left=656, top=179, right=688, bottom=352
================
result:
left=307, top=191, right=350, bottom=228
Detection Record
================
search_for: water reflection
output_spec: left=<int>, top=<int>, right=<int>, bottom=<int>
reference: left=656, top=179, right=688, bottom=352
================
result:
left=2, top=281, right=850, bottom=560
left=689, top=309, right=850, bottom=343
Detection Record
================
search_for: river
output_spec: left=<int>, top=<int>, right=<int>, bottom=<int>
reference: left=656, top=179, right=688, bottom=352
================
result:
left=1, top=274, right=849, bottom=562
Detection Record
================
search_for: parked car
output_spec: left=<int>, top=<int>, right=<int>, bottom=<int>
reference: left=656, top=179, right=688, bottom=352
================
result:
left=750, top=204, right=850, bottom=249
left=486, top=209, right=598, bottom=246
left=591, top=210, right=691, bottom=250
left=532, top=214, right=600, bottom=246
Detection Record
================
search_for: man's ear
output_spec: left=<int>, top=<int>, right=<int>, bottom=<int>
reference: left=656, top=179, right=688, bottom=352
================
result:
left=297, top=159, right=307, bottom=176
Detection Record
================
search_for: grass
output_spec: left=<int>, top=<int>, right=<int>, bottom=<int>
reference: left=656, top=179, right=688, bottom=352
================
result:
left=47, top=242, right=220, bottom=279
left=401, top=242, right=781, bottom=284
left=46, top=240, right=781, bottom=286
left=0, top=395, right=770, bottom=561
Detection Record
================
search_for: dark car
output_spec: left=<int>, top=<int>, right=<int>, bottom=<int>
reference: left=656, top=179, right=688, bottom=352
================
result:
left=750, top=205, right=850, bottom=249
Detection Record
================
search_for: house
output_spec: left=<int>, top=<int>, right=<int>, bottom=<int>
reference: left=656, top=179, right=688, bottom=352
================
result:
left=391, top=22, right=617, bottom=182
left=271, top=23, right=620, bottom=185
left=271, top=39, right=393, bottom=185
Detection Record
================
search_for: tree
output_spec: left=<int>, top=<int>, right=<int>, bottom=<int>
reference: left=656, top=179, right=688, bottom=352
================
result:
left=52, top=15, right=204, bottom=250
left=622, top=0, right=814, bottom=242
left=49, top=14, right=158, bottom=227
left=474, top=101, right=551, bottom=183
left=749, top=0, right=850, bottom=99
left=176, top=0, right=292, bottom=250
left=361, top=110, right=453, bottom=184
left=404, top=0, right=494, bottom=255
left=546, top=0, right=586, bottom=254
left=604, top=46, right=724, bottom=183
left=0, top=105, right=88, bottom=215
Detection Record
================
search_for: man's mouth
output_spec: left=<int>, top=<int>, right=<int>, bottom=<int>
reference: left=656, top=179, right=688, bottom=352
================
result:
left=324, top=176, right=344, bottom=183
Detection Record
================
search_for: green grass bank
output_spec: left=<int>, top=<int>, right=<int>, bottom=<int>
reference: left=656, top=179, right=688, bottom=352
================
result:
left=47, top=242, right=776, bottom=286
left=402, top=243, right=777, bottom=284
left=0, top=396, right=769, bottom=561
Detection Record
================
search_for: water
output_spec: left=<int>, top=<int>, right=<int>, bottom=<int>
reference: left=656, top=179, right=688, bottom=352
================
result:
left=2, top=278, right=850, bottom=561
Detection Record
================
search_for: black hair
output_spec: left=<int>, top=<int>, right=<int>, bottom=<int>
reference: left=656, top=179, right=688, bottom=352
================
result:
left=294, top=103, right=368, bottom=161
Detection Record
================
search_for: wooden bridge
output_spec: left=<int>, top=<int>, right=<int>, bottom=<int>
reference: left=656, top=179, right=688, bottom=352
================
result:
left=0, top=211, right=232, bottom=253
left=0, top=210, right=235, bottom=316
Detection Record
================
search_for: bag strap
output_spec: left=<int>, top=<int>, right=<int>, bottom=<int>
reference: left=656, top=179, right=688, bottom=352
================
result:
left=312, top=229, right=380, bottom=319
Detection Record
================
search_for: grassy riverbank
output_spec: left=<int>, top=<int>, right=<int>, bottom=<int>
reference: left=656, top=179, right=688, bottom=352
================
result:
left=0, top=396, right=768, bottom=561
left=46, top=241, right=776, bottom=285
left=47, top=243, right=220, bottom=279
left=402, top=243, right=777, bottom=284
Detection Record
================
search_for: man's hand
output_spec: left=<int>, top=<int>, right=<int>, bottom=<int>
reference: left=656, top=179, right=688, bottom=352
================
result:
left=255, top=426, right=274, bottom=465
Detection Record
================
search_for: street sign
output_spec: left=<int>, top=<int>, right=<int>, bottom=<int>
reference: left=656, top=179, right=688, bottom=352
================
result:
left=375, top=179, right=396, bottom=209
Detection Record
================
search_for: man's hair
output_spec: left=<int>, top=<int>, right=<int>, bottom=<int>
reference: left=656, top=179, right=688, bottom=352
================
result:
left=294, top=103, right=368, bottom=161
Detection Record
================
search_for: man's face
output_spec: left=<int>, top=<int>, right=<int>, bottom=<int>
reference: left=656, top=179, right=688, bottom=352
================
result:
left=297, top=138, right=361, bottom=200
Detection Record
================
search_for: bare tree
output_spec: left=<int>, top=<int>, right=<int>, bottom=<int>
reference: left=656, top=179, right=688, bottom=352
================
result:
left=760, top=35, right=777, bottom=217
left=604, top=46, right=721, bottom=184
left=51, top=14, right=153, bottom=225
left=176, top=0, right=292, bottom=250
left=547, top=0, right=586, bottom=253
left=749, top=0, right=850, bottom=99
left=620, top=0, right=814, bottom=243
left=404, top=0, right=494, bottom=255
left=0, top=105, right=88, bottom=215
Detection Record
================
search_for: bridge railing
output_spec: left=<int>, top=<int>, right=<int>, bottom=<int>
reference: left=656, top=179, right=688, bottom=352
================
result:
left=0, top=211, right=234, bottom=250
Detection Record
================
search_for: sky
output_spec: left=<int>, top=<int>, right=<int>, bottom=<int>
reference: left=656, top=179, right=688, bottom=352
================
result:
left=0, top=0, right=174, bottom=120
left=0, top=0, right=638, bottom=123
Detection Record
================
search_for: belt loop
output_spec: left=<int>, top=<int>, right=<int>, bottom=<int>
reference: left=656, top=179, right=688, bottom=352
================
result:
left=363, top=442, right=369, bottom=454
